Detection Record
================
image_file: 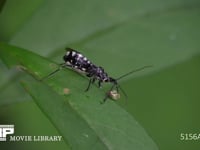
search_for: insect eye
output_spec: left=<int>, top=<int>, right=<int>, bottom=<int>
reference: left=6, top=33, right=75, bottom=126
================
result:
left=104, top=78, right=109, bottom=82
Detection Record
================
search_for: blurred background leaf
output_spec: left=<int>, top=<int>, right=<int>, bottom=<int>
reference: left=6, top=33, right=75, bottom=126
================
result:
left=0, top=0, right=200, bottom=149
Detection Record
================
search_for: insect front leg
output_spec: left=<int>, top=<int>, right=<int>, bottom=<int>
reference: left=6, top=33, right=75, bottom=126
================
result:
left=102, top=84, right=115, bottom=103
left=102, top=82, right=119, bottom=103
left=115, top=84, right=119, bottom=93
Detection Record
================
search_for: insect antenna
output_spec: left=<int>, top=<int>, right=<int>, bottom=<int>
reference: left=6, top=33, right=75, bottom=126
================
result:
left=116, top=65, right=152, bottom=81
left=118, top=84, right=128, bottom=99
left=113, top=65, right=152, bottom=100
left=40, top=63, right=66, bottom=81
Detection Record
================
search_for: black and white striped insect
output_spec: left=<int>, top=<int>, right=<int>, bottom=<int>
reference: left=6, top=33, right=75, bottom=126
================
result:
left=42, top=48, right=151, bottom=102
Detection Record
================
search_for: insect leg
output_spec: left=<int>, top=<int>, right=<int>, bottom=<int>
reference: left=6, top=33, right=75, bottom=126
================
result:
left=85, top=77, right=96, bottom=92
left=40, top=63, right=66, bottom=81
left=98, top=80, right=102, bottom=88
left=92, top=78, right=96, bottom=83
left=115, top=85, right=119, bottom=93
left=85, top=78, right=92, bottom=92
left=102, top=84, right=115, bottom=103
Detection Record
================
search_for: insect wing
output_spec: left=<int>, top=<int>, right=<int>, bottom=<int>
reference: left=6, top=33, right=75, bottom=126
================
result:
left=64, top=48, right=92, bottom=73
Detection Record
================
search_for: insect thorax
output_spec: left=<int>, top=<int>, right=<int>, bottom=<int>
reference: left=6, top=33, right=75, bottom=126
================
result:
left=87, top=66, right=114, bottom=82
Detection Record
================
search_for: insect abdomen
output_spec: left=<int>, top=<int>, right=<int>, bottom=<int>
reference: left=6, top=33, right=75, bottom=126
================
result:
left=63, top=48, right=92, bottom=72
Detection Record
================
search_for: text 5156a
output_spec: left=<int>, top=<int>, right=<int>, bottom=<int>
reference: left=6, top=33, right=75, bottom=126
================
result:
left=180, top=133, right=200, bottom=141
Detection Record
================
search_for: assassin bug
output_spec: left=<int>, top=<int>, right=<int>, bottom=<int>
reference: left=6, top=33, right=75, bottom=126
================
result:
left=42, top=48, right=151, bottom=102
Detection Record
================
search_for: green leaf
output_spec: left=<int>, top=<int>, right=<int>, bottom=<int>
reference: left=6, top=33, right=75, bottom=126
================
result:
left=0, top=43, right=158, bottom=150
left=0, top=0, right=6, bottom=13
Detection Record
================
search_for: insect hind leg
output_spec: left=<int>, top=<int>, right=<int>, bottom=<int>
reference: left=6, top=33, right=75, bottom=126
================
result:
left=40, top=63, right=66, bottom=81
left=85, top=77, right=96, bottom=92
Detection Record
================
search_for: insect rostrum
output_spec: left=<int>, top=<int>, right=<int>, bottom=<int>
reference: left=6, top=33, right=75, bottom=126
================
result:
left=42, top=48, right=151, bottom=103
